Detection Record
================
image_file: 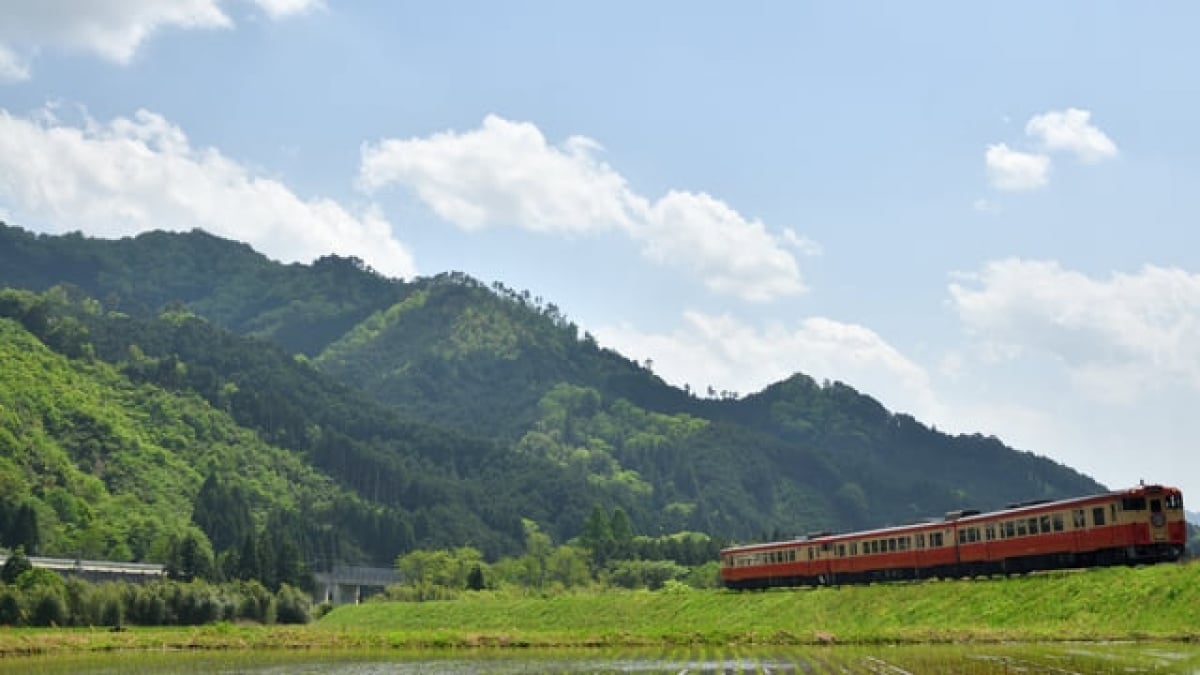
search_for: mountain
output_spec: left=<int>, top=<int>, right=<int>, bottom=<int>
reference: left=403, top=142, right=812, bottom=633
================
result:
left=0, top=223, right=1106, bottom=567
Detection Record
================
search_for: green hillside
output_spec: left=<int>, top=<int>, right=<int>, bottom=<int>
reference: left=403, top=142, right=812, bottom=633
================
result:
left=0, top=223, right=1107, bottom=569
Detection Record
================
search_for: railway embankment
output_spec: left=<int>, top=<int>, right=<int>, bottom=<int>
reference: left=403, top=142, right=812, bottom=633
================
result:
left=0, top=561, right=1195, bottom=656
left=317, top=561, right=1199, bottom=646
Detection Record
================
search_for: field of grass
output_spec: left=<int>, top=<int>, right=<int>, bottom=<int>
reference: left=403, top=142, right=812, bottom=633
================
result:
left=0, top=562, right=1196, bottom=657
left=317, top=562, right=1200, bottom=646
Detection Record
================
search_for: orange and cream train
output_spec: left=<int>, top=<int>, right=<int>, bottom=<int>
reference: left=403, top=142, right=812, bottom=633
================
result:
left=720, top=484, right=1186, bottom=589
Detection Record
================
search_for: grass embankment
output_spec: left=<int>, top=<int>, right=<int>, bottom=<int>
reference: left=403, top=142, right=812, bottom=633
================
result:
left=318, top=562, right=1200, bottom=647
left=1, top=562, right=1196, bottom=656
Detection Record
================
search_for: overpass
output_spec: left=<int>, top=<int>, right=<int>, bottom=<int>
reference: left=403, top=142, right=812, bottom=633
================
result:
left=312, top=564, right=398, bottom=605
left=0, top=554, right=164, bottom=584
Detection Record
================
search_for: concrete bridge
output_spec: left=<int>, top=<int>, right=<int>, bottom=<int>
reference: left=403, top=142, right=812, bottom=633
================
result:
left=0, top=554, right=164, bottom=584
left=312, top=564, right=398, bottom=605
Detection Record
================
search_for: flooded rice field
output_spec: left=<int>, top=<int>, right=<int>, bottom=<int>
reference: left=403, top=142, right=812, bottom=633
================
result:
left=3, top=643, right=1200, bottom=674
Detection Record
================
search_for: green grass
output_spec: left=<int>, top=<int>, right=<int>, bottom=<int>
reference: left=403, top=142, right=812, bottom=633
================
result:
left=318, top=562, right=1200, bottom=646
left=1, top=562, right=1197, bottom=657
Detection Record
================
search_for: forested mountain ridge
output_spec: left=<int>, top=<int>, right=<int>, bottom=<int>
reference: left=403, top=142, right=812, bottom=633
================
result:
left=0, top=223, right=409, bottom=356
left=0, top=223, right=1105, bottom=569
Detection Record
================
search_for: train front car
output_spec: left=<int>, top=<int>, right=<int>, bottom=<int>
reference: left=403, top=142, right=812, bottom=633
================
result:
left=1112, top=484, right=1187, bottom=563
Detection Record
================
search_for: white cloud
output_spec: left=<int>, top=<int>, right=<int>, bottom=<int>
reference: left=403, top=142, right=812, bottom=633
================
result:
left=360, top=115, right=810, bottom=302
left=595, top=311, right=941, bottom=418
left=949, top=259, right=1200, bottom=402
left=0, top=0, right=314, bottom=81
left=0, top=106, right=417, bottom=278
left=360, top=115, right=642, bottom=234
left=1025, top=108, right=1118, bottom=163
left=982, top=107, right=1117, bottom=195
left=252, top=0, right=324, bottom=20
left=984, top=143, right=1050, bottom=191
left=0, top=42, right=30, bottom=82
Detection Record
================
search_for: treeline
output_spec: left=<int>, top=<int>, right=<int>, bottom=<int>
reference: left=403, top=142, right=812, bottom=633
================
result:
left=383, top=507, right=724, bottom=602
left=0, top=550, right=311, bottom=628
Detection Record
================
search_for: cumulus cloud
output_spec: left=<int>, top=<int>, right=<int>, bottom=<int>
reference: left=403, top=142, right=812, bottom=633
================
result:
left=0, top=0, right=317, bottom=80
left=982, top=108, right=1117, bottom=194
left=949, top=259, right=1200, bottom=402
left=595, top=311, right=941, bottom=418
left=1025, top=108, right=1118, bottom=163
left=0, top=106, right=416, bottom=278
left=360, top=115, right=810, bottom=301
left=984, top=143, right=1050, bottom=191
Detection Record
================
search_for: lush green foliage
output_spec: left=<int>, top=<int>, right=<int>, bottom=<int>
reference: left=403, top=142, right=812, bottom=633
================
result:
left=0, top=575, right=310, bottom=628
left=0, top=223, right=1110, bottom=577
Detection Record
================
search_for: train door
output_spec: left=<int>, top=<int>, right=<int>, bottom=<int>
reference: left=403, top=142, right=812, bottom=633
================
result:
left=1149, top=497, right=1168, bottom=542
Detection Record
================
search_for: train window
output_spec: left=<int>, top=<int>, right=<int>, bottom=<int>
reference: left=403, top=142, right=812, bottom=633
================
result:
left=1016, top=520, right=1027, bottom=536
left=931, top=532, right=944, bottom=547
left=1039, top=516, right=1051, bottom=534
left=1122, top=497, right=1146, bottom=511
left=1092, top=507, right=1106, bottom=526
left=808, top=548, right=815, bottom=560
left=1166, top=494, right=1182, bottom=510
left=1073, top=510, right=1085, bottom=528
left=1005, top=521, right=1016, bottom=538
left=1150, top=499, right=1162, bottom=514
left=1027, top=518, right=1039, bottom=534
left=957, top=529, right=967, bottom=544
left=789, top=550, right=797, bottom=562
left=901, top=537, right=910, bottom=551
left=916, top=533, right=925, bottom=548
left=837, top=544, right=846, bottom=557
left=1052, top=514, right=1064, bottom=532
left=850, top=542, right=858, bottom=556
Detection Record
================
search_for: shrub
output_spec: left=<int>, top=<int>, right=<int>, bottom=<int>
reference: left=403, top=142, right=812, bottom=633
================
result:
left=274, top=584, right=312, bottom=624
left=29, top=590, right=68, bottom=627
left=0, top=590, right=21, bottom=625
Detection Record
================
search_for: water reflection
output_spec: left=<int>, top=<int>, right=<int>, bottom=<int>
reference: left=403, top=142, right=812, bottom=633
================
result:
left=3, top=643, right=1199, bottom=674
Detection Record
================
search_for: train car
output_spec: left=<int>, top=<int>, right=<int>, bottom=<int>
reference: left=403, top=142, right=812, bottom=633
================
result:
left=720, top=484, right=1186, bottom=590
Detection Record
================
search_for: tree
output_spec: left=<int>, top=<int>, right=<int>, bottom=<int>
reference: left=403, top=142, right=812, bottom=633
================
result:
left=610, top=507, right=634, bottom=559
left=1, top=547, right=32, bottom=585
left=167, top=530, right=215, bottom=582
left=522, top=520, right=553, bottom=591
left=191, top=474, right=253, bottom=554
left=9, top=504, right=39, bottom=555
left=466, top=565, right=485, bottom=591
left=579, top=505, right=613, bottom=567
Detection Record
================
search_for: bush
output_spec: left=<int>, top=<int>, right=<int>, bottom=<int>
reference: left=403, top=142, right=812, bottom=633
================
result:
left=0, top=590, right=21, bottom=625
left=235, top=580, right=275, bottom=624
left=29, top=590, right=67, bottom=627
left=607, top=559, right=687, bottom=590
left=274, top=584, right=311, bottom=624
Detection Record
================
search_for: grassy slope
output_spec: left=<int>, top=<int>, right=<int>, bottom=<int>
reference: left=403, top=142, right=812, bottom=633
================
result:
left=318, top=562, right=1200, bottom=645
left=0, top=563, right=1195, bottom=657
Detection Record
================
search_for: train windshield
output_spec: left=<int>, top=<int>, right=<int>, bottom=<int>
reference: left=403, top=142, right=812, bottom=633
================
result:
left=1165, top=493, right=1182, bottom=510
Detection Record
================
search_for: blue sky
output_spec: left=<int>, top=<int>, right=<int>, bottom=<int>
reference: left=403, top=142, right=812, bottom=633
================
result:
left=1, top=2, right=1199, bottom=504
